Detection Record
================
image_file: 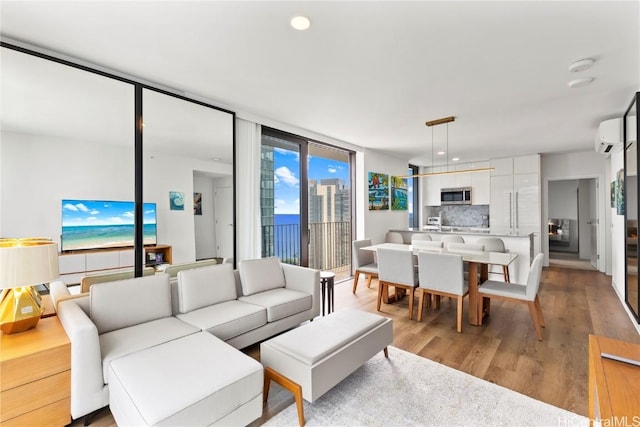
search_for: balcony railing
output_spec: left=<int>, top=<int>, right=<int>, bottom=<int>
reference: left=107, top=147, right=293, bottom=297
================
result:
left=261, top=221, right=352, bottom=280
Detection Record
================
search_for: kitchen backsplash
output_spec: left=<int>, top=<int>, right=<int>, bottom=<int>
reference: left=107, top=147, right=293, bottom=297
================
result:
left=425, top=205, right=490, bottom=227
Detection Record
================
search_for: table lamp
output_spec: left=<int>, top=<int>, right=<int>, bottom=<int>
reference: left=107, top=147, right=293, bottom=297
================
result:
left=0, top=238, right=59, bottom=334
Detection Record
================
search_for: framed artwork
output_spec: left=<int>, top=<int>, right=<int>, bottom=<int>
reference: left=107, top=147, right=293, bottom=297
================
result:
left=616, top=169, right=624, bottom=215
left=368, top=172, right=389, bottom=210
left=169, top=191, right=185, bottom=211
left=390, top=176, right=408, bottom=210
left=194, top=192, right=202, bottom=215
left=610, top=181, right=616, bottom=208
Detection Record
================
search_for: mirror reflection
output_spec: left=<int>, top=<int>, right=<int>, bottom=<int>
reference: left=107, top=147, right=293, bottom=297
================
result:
left=625, top=98, right=638, bottom=319
left=142, top=89, right=234, bottom=265
left=0, top=46, right=134, bottom=252
left=0, top=46, right=236, bottom=285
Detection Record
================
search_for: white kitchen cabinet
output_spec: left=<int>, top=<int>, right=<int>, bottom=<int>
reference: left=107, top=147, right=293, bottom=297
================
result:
left=423, top=166, right=443, bottom=206
left=454, top=164, right=472, bottom=188
left=471, top=161, right=490, bottom=205
left=490, top=155, right=541, bottom=252
left=490, top=157, right=514, bottom=176
left=439, top=167, right=456, bottom=190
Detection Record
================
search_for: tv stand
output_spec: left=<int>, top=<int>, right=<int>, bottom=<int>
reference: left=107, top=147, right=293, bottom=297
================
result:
left=58, top=245, right=173, bottom=285
left=144, top=245, right=172, bottom=267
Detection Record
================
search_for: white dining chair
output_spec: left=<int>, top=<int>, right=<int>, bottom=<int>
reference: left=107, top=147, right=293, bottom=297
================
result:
left=440, top=235, right=464, bottom=245
left=376, top=247, right=419, bottom=319
left=478, top=253, right=545, bottom=340
left=352, top=239, right=378, bottom=294
left=417, top=251, right=468, bottom=332
left=412, top=240, right=443, bottom=250
left=385, top=231, right=404, bottom=243
left=445, top=242, right=485, bottom=254
left=411, top=233, right=432, bottom=243
left=477, top=237, right=510, bottom=282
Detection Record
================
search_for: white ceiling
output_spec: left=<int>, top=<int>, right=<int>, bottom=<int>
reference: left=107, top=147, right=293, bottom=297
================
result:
left=1, top=1, right=638, bottom=167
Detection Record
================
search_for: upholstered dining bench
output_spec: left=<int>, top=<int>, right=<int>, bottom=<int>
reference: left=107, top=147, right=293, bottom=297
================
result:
left=261, top=309, right=392, bottom=424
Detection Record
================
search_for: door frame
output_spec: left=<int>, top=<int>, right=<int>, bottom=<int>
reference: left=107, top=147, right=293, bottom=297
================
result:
left=543, top=174, right=605, bottom=272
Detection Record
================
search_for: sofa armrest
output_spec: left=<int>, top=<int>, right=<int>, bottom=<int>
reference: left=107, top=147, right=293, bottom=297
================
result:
left=282, top=263, right=321, bottom=317
left=57, top=299, right=109, bottom=419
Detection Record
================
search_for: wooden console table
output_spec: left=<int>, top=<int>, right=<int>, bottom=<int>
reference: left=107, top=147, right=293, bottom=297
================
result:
left=0, top=316, right=71, bottom=426
left=588, top=334, right=640, bottom=426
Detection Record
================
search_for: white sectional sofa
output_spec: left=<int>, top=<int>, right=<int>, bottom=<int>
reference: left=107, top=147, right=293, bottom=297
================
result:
left=54, top=257, right=320, bottom=424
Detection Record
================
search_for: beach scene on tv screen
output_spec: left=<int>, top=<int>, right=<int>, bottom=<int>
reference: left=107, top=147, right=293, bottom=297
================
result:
left=61, top=199, right=157, bottom=251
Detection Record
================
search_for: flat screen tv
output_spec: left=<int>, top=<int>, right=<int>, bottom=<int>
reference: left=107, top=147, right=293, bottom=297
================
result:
left=61, top=199, right=157, bottom=252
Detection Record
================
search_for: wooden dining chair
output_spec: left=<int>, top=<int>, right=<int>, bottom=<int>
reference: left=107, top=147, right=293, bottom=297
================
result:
left=477, top=237, right=510, bottom=282
left=352, top=239, right=378, bottom=294
left=478, top=253, right=545, bottom=340
left=417, top=251, right=468, bottom=332
left=376, top=247, right=419, bottom=319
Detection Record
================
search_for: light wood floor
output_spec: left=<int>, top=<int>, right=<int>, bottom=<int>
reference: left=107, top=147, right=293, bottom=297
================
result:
left=78, top=266, right=640, bottom=426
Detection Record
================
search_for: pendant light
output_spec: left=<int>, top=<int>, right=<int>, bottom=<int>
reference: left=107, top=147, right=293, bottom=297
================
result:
left=400, top=116, right=494, bottom=178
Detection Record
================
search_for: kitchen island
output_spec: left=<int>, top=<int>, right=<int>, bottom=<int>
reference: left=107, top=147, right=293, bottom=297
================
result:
left=390, top=228, right=534, bottom=285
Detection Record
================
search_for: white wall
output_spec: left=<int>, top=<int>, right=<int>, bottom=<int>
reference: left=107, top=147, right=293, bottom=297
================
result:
left=193, top=174, right=216, bottom=259
left=363, top=148, right=410, bottom=244
left=541, top=151, right=607, bottom=271
left=578, top=179, right=593, bottom=259
left=610, top=149, right=626, bottom=297
left=1, top=131, right=231, bottom=263
left=1, top=132, right=134, bottom=241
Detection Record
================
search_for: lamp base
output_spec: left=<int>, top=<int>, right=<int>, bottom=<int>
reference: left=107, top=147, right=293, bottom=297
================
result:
left=0, top=286, right=44, bottom=334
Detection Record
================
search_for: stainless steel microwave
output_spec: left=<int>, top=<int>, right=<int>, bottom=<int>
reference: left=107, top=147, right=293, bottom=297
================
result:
left=440, top=187, right=472, bottom=205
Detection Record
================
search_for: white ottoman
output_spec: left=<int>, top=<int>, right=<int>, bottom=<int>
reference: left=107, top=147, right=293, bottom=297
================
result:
left=109, top=332, right=263, bottom=426
left=261, top=309, right=393, bottom=404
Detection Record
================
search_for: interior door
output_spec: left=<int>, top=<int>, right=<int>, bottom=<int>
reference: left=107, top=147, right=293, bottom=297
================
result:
left=215, top=186, right=234, bottom=260
left=588, top=179, right=599, bottom=268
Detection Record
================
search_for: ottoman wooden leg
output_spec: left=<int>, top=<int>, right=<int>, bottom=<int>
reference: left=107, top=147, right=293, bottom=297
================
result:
left=264, top=367, right=305, bottom=427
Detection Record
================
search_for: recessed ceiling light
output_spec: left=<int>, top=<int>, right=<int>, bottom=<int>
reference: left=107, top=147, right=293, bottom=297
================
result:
left=568, top=58, right=595, bottom=72
left=452, top=157, right=460, bottom=162
left=437, top=151, right=445, bottom=156
left=568, top=77, right=594, bottom=88
left=290, top=16, right=311, bottom=31
left=210, top=157, right=221, bottom=162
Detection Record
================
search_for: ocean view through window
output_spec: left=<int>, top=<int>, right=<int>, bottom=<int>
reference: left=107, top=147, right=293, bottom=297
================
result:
left=261, top=129, right=353, bottom=278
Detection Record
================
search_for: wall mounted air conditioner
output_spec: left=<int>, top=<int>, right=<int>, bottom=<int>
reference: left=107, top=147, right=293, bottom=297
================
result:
left=595, top=118, right=622, bottom=154
left=596, top=117, right=637, bottom=154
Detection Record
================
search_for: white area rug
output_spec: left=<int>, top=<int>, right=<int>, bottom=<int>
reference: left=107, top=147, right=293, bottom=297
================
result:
left=264, top=346, right=588, bottom=426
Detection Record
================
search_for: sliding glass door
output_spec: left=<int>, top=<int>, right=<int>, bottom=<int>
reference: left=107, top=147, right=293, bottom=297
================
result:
left=308, top=143, right=352, bottom=278
left=261, top=128, right=353, bottom=278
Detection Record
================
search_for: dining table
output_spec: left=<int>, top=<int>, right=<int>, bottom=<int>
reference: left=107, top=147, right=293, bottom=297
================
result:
left=361, top=242, right=518, bottom=326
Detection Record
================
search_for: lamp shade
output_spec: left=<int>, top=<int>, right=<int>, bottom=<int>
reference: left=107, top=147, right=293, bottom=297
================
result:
left=0, top=238, right=59, bottom=289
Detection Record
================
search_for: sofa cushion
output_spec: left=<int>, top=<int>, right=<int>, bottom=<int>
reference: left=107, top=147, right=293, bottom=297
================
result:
left=108, top=332, right=263, bottom=426
left=238, top=257, right=286, bottom=296
left=90, top=273, right=172, bottom=334
left=177, top=300, right=267, bottom=341
left=100, top=316, right=199, bottom=384
left=238, top=288, right=312, bottom=322
left=177, top=263, right=237, bottom=313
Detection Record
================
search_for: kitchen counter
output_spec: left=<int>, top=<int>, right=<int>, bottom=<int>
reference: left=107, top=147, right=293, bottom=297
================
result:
left=393, top=227, right=531, bottom=238
left=389, top=228, right=534, bottom=285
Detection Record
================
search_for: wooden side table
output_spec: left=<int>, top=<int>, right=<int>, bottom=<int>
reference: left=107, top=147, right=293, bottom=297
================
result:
left=0, top=316, right=71, bottom=427
left=588, top=334, right=640, bottom=426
